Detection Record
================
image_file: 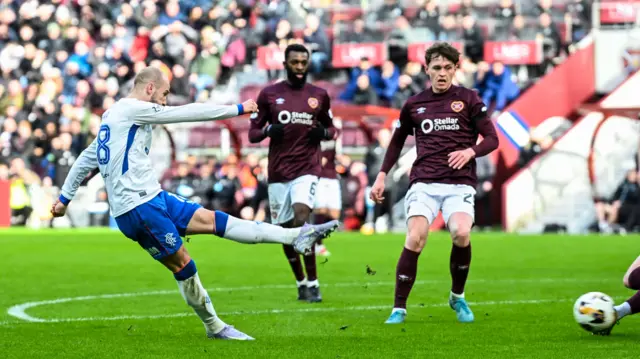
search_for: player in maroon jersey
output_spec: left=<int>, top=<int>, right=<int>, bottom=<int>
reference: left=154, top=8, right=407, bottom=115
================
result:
left=248, top=44, right=338, bottom=303
left=313, top=138, right=342, bottom=257
left=370, top=43, right=499, bottom=324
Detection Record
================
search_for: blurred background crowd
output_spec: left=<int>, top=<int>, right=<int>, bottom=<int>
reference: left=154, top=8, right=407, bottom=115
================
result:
left=3, top=0, right=624, bottom=234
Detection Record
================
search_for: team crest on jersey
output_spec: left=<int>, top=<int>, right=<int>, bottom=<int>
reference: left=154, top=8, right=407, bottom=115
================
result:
left=451, top=101, right=464, bottom=112
left=308, top=97, right=318, bottom=109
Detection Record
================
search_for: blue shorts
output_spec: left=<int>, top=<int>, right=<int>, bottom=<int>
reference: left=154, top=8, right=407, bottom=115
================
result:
left=115, top=191, right=202, bottom=260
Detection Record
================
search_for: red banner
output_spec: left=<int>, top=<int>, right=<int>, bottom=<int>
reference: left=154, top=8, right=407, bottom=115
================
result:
left=483, top=41, right=542, bottom=65
left=331, top=43, right=387, bottom=68
left=0, top=180, right=9, bottom=227
left=256, top=46, right=285, bottom=70
left=600, top=1, right=640, bottom=24
left=407, top=42, right=464, bottom=64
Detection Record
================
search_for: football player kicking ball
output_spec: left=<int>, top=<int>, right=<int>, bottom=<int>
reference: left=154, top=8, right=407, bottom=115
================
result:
left=599, top=256, right=640, bottom=335
left=370, top=43, right=499, bottom=324
left=51, top=67, right=339, bottom=340
left=313, top=138, right=342, bottom=257
left=249, top=44, right=339, bottom=303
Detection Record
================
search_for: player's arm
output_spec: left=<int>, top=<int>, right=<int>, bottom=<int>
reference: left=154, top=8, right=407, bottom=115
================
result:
left=469, top=103, right=499, bottom=157
left=379, top=105, right=412, bottom=175
left=53, top=139, right=99, bottom=215
left=310, top=92, right=339, bottom=141
left=133, top=101, right=256, bottom=125
left=248, top=90, right=280, bottom=143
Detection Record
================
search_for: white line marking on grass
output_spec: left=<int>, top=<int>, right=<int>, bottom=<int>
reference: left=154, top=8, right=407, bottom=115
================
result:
left=5, top=277, right=614, bottom=324
left=5, top=298, right=574, bottom=324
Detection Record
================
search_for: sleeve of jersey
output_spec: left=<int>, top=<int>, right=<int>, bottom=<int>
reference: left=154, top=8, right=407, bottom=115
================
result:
left=320, top=93, right=338, bottom=140
left=248, top=91, right=270, bottom=143
left=133, top=102, right=241, bottom=125
left=59, top=139, right=99, bottom=205
left=380, top=105, right=412, bottom=174
left=469, top=94, right=499, bottom=157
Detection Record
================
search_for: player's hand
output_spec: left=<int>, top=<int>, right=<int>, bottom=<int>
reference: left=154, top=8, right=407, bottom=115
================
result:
left=370, top=173, right=386, bottom=204
left=264, top=123, right=285, bottom=139
left=448, top=148, right=476, bottom=170
left=242, top=99, right=258, bottom=113
left=51, top=199, right=67, bottom=218
left=308, top=124, right=329, bottom=141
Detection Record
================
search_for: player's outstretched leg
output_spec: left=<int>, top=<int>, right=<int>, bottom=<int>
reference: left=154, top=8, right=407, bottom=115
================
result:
left=607, top=257, right=640, bottom=335
left=187, top=209, right=339, bottom=255
left=447, top=213, right=474, bottom=323
left=164, top=246, right=254, bottom=340
left=385, top=216, right=429, bottom=324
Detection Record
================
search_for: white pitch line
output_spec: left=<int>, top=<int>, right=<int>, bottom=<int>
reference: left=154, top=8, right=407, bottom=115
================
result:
left=5, top=277, right=615, bottom=324
left=3, top=298, right=575, bottom=325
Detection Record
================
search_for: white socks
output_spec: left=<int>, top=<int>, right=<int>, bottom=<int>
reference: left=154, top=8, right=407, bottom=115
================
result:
left=615, top=302, right=631, bottom=319
left=296, top=278, right=308, bottom=288
left=177, top=273, right=226, bottom=335
left=215, top=211, right=299, bottom=245
left=450, top=291, right=465, bottom=300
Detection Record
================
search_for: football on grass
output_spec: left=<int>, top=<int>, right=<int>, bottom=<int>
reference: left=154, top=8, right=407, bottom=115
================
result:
left=573, top=292, right=616, bottom=333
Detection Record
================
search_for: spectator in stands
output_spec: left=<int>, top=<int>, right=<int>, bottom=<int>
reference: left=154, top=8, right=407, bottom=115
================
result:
left=391, top=74, right=416, bottom=109
left=340, top=18, right=377, bottom=43
left=536, top=12, right=563, bottom=76
left=303, top=13, right=331, bottom=75
left=439, top=14, right=460, bottom=41
left=352, top=74, right=380, bottom=106
left=494, top=0, right=517, bottom=26
left=595, top=170, right=640, bottom=234
left=461, top=15, right=484, bottom=63
left=413, top=0, right=441, bottom=36
left=340, top=57, right=382, bottom=102
left=477, top=61, right=520, bottom=113
left=366, top=0, right=403, bottom=31
left=387, top=16, right=412, bottom=68
left=378, top=60, right=400, bottom=102
left=566, top=0, right=591, bottom=44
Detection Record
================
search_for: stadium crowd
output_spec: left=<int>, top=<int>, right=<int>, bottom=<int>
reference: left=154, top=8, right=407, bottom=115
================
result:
left=0, top=0, right=594, bottom=230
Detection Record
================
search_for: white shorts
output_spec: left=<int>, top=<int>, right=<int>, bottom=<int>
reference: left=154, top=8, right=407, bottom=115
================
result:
left=314, top=178, right=342, bottom=211
left=404, top=183, right=476, bottom=225
left=268, top=174, right=319, bottom=225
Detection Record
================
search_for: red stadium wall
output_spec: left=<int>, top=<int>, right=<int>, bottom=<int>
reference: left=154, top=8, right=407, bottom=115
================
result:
left=0, top=180, right=10, bottom=227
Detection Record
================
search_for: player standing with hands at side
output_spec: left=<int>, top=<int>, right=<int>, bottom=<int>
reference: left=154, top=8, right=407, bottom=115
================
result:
left=370, top=43, right=499, bottom=324
left=51, top=67, right=339, bottom=340
left=249, top=44, right=339, bottom=303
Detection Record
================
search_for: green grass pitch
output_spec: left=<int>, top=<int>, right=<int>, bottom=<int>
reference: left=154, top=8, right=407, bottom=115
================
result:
left=1, top=229, right=638, bottom=358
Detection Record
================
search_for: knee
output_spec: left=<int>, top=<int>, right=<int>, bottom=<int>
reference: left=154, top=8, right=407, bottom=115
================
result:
left=451, top=227, right=471, bottom=246
left=623, top=275, right=631, bottom=289
left=405, top=230, right=427, bottom=252
left=293, top=208, right=311, bottom=225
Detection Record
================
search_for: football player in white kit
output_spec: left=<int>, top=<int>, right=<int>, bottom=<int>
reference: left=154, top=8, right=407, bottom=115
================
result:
left=50, top=67, right=339, bottom=340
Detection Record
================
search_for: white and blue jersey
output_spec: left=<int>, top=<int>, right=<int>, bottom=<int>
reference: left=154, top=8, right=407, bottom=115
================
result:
left=58, top=98, right=244, bottom=259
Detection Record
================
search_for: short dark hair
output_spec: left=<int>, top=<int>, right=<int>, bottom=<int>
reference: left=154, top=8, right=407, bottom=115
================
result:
left=424, top=42, right=460, bottom=66
left=284, top=44, right=310, bottom=61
